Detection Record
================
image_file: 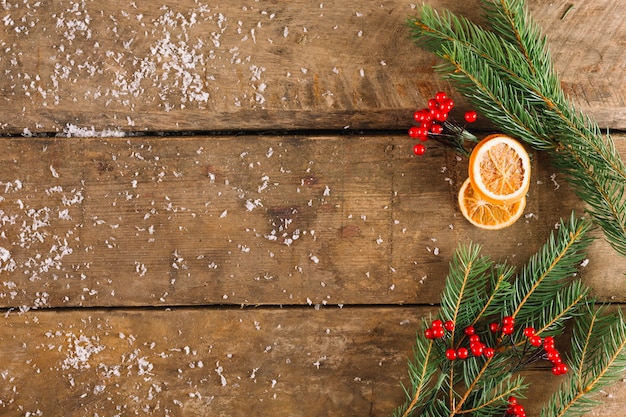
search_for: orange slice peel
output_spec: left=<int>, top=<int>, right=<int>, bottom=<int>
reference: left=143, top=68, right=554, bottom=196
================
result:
left=458, top=178, right=526, bottom=230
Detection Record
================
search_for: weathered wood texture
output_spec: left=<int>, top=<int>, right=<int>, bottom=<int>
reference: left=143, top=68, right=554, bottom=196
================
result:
left=2, top=134, right=625, bottom=309
left=1, top=0, right=625, bottom=134
left=1, top=0, right=626, bottom=416
left=1, top=307, right=625, bottom=416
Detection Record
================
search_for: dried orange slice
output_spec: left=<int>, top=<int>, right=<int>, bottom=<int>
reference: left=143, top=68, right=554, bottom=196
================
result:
left=468, top=134, right=531, bottom=204
left=458, top=178, right=526, bottom=230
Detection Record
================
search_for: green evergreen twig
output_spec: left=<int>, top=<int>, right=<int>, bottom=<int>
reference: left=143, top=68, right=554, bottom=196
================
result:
left=542, top=306, right=626, bottom=417
left=392, top=215, right=626, bottom=417
left=510, top=214, right=593, bottom=331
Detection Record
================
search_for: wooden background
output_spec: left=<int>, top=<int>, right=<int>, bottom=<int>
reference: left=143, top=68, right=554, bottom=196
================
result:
left=0, top=0, right=625, bottom=415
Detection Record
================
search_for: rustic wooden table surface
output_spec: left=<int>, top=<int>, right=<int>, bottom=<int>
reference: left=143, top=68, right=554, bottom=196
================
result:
left=1, top=1, right=625, bottom=416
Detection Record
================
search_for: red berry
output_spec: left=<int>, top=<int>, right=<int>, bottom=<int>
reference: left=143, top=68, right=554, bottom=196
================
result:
left=457, top=347, right=469, bottom=359
left=552, top=363, right=568, bottom=375
left=543, top=336, right=555, bottom=350
left=420, top=120, right=433, bottom=129
left=434, top=91, right=447, bottom=102
left=523, top=327, right=535, bottom=337
left=444, top=320, right=455, bottom=332
left=502, top=316, right=515, bottom=326
left=428, top=98, right=439, bottom=110
left=483, top=347, right=495, bottom=358
left=408, top=126, right=421, bottom=138
left=507, top=396, right=518, bottom=405
left=530, top=335, right=543, bottom=347
left=512, top=404, right=525, bottom=415
left=415, top=126, right=429, bottom=138
left=435, top=112, right=448, bottom=122
left=424, top=328, right=435, bottom=339
left=445, top=348, right=457, bottom=360
left=469, top=335, right=480, bottom=343
left=502, top=324, right=515, bottom=335
left=413, top=144, right=426, bottom=156
left=432, top=327, right=445, bottom=339
left=547, top=350, right=561, bottom=364
left=415, top=109, right=432, bottom=122
left=430, top=124, right=443, bottom=134
left=489, top=322, right=500, bottom=333
left=432, top=320, right=443, bottom=328
left=440, top=99, right=454, bottom=112
left=464, top=326, right=475, bottom=336
left=464, top=110, right=478, bottom=123
left=471, top=344, right=484, bottom=356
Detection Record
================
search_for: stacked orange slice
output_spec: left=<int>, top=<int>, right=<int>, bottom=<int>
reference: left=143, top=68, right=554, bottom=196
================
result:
left=458, top=134, right=531, bottom=230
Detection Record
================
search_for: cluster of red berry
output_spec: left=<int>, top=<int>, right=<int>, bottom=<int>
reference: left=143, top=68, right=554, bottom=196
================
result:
left=423, top=319, right=497, bottom=360
left=521, top=327, right=568, bottom=375
left=445, top=324, right=496, bottom=360
left=408, top=91, right=478, bottom=155
left=425, top=316, right=569, bottom=375
left=505, top=396, right=527, bottom=417
left=423, top=319, right=454, bottom=339
left=489, top=315, right=516, bottom=335
left=423, top=316, right=570, bottom=415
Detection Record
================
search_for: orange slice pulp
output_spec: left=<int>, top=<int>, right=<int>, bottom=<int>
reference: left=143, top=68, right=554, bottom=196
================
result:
left=468, top=134, right=531, bottom=204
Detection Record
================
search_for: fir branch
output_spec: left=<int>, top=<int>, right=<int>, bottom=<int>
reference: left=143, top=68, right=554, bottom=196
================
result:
left=410, top=5, right=556, bottom=149
left=541, top=306, right=626, bottom=417
left=448, top=355, right=510, bottom=416
left=532, top=281, right=589, bottom=336
left=391, top=214, right=600, bottom=417
left=440, top=243, right=492, bottom=337
left=396, top=326, right=443, bottom=417
left=457, top=374, right=526, bottom=416
left=407, top=1, right=626, bottom=259
left=482, top=0, right=626, bottom=180
left=420, top=0, right=623, bottom=177
left=470, top=264, right=515, bottom=326
left=510, top=215, right=593, bottom=325
left=481, top=0, right=558, bottom=91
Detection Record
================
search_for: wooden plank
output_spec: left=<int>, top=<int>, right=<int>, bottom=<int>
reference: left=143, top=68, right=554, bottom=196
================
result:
left=1, top=134, right=625, bottom=309
left=0, top=307, right=624, bottom=416
left=0, top=0, right=624, bottom=134
left=0, top=307, right=421, bottom=416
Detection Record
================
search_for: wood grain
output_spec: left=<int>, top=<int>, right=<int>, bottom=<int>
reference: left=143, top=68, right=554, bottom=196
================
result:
left=1, top=1, right=625, bottom=414
left=1, top=307, right=624, bottom=416
left=0, top=307, right=421, bottom=416
left=0, top=0, right=624, bottom=134
left=1, top=134, right=625, bottom=309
